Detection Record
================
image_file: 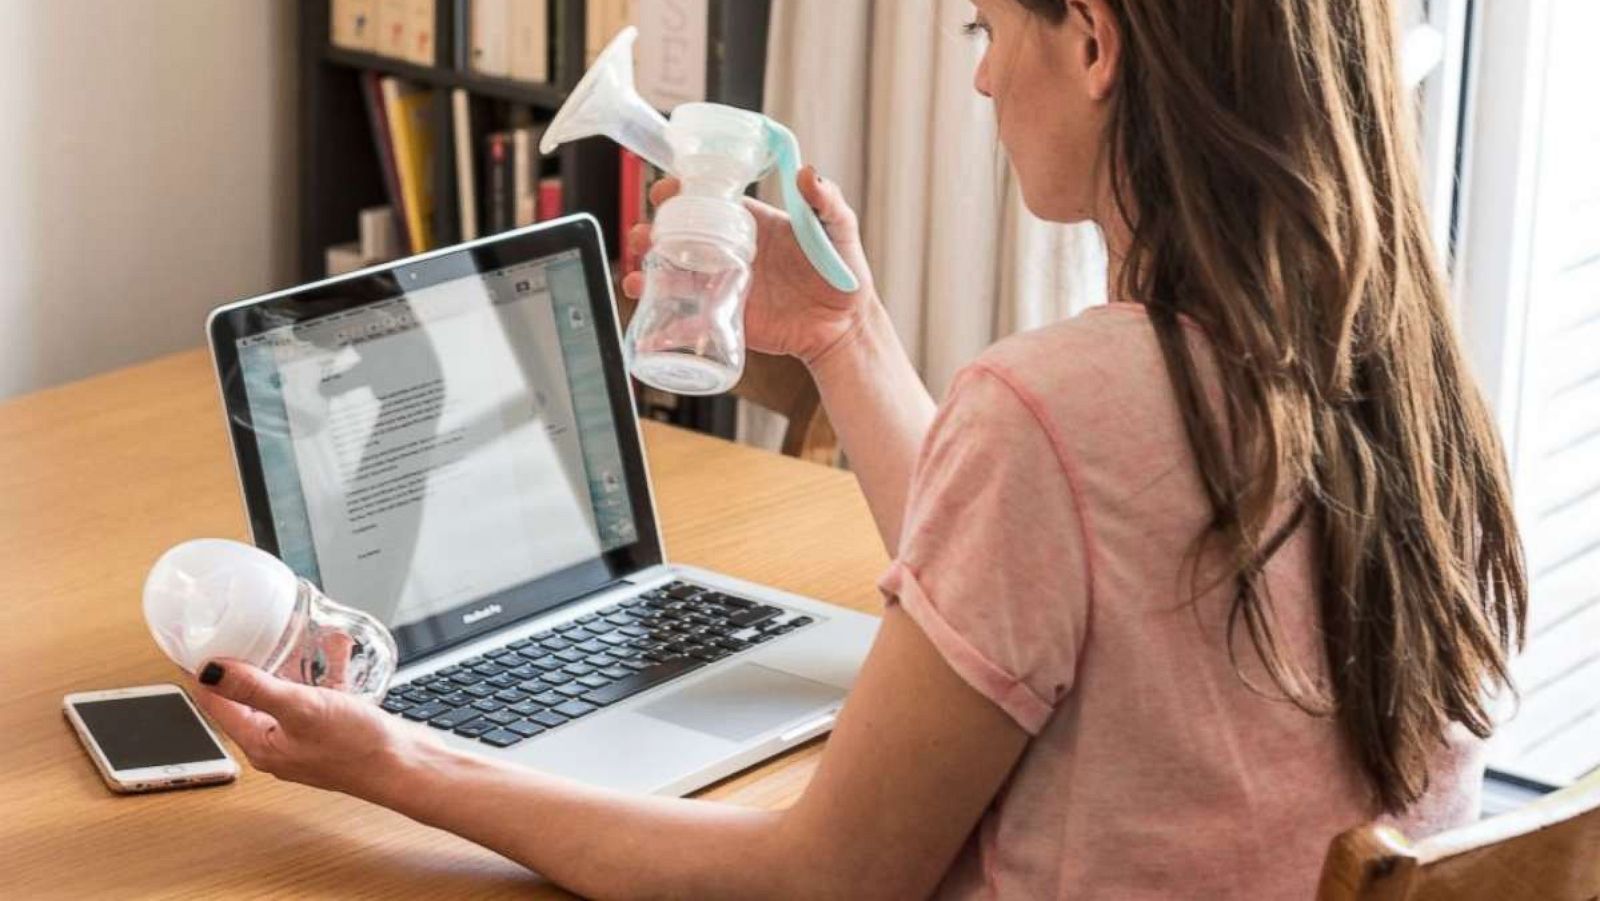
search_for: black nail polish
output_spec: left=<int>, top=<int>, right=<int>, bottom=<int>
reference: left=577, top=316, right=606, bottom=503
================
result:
left=199, top=662, right=225, bottom=686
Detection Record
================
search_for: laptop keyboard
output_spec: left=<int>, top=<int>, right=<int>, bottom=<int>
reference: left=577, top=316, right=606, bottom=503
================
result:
left=379, top=580, right=816, bottom=749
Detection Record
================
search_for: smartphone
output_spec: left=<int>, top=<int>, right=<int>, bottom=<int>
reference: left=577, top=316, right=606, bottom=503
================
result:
left=63, top=684, right=239, bottom=793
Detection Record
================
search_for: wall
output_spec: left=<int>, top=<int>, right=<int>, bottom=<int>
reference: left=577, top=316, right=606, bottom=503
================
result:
left=0, top=0, right=296, bottom=401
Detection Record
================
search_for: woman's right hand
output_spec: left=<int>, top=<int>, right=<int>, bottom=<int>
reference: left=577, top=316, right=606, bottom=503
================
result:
left=191, top=659, right=440, bottom=801
left=620, top=166, right=878, bottom=367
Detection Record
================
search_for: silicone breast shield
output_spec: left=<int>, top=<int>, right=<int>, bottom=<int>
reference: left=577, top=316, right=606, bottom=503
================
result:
left=143, top=539, right=397, bottom=700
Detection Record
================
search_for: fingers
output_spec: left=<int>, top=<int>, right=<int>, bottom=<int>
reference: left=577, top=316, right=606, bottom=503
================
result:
left=621, top=221, right=653, bottom=300
left=190, top=684, right=275, bottom=759
left=647, top=176, right=681, bottom=209
left=797, top=166, right=858, bottom=237
left=197, top=659, right=319, bottom=730
left=626, top=222, right=651, bottom=262
left=798, top=164, right=828, bottom=211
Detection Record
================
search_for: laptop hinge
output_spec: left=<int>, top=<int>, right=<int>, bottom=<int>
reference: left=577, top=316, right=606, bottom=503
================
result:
left=400, top=572, right=672, bottom=670
left=623, top=563, right=674, bottom=587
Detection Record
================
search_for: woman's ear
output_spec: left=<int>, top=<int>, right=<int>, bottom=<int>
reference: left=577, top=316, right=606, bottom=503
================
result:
left=1067, top=0, right=1122, bottom=101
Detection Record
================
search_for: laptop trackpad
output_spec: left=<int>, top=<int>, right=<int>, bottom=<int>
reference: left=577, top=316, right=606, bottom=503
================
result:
left=639, top=664, right=844, bottom=743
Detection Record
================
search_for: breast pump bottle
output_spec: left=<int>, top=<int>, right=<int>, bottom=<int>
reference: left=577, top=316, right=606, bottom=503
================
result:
left=540, top=27, right=859, bottom=395
left=143, top=539, right=397, bottom=701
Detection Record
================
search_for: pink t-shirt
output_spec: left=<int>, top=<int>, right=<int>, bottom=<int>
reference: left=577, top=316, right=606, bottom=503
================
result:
left=879, top=303, right=1484, bottom=899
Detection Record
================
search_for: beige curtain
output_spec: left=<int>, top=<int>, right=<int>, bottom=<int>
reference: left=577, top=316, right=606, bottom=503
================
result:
left=740, top=0, right=1107, bottom=448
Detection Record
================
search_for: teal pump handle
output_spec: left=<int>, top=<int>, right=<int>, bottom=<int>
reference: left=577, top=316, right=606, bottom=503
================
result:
left=763, top=120, right=861, bottom=293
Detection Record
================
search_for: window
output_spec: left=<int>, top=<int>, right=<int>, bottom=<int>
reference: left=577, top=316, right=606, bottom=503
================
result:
left=1452, top=0, right=1600, bottom=788
left=1403, top=0, right=1472, bottom=257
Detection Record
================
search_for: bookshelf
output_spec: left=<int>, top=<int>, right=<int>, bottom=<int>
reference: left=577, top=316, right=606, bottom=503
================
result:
left=322, top=46, right=568, bottom=107
left=297, top=0, right=773, bottom=438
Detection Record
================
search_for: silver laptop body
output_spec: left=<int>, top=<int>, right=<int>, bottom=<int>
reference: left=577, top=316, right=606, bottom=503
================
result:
left=207, top=214, right=878, bottom=796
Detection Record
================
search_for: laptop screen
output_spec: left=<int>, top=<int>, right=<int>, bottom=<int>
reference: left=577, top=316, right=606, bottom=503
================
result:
left=212, top=222, right=659, bottom=660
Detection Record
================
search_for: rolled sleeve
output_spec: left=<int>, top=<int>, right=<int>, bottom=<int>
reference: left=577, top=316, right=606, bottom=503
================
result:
left=877, top=365, right=1092, bottom=735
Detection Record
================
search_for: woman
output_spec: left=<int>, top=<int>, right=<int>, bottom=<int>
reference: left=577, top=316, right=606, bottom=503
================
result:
left=194, top=0, right=1527, bottom=896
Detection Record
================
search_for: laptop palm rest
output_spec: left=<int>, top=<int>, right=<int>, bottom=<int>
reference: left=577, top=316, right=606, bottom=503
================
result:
left=639, top=664, right=844, bottom=743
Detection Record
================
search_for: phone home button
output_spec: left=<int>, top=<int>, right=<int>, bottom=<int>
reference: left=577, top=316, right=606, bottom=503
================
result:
left=162, top=765, right=185, bottom=774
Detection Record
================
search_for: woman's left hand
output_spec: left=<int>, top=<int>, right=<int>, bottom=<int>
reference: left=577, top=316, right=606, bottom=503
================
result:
left=190, top=660, right=437, bottom=799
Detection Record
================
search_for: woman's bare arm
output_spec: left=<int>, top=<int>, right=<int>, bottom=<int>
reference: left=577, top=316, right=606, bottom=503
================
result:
left=805, top=299, right=937, bottom=553
left=197, top=606, right=1027, bottom=899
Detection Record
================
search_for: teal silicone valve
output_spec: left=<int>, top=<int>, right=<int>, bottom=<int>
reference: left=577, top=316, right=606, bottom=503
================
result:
left=764, top=120, right=861, bottom=293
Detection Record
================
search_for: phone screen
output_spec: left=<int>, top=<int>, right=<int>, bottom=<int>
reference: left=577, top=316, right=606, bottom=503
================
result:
left=73, top=693, right=228, bottom=770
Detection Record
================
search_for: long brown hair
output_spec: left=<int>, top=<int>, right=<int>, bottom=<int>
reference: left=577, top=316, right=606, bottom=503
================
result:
left=1016, top=0, right=1527, bottom=812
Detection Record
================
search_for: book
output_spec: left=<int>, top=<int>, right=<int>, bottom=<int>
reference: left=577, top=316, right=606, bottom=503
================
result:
left=331, top=0, right=378, bottom=51
left=550, top=0, right=568, bottom=84
left=470, top=0, right=510, bottom=77
left=637, top=0, right=708, bottom=108
left=452, top=90, right=479, bottom=240
left=512, top=127, right=532, bottom=226
left=619, top=148, right=648, bottom=273
left=376, top=0, right=411, bottom=59
left=380, top=77, right=436, bottom=253
left=406, top=0, right=437, bottom=66
left=325, top=242, right=368, bottom=276
left=359, top=205, right=401, bottom=260
left=613, top=0, right=632, bottom=58
left=484, top=131, right=514, bottom=233
left=508, top=0, right=550, bottom=83
left=513, top=125, right=548, bottom=227
left=452, top=0, right=471, bottom=68
left=538, top=176, right=563, bottom=220
left=586, top=0, right=629, bottom=65
left=358, top=72, right=413, bottom=253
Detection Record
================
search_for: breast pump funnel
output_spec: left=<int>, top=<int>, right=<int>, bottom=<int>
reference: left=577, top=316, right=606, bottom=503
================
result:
left=542, top=26, right=860, bottom=395
left=143, top=539, right=397, bottom=701
left=538, top=27, right=673, bottom=172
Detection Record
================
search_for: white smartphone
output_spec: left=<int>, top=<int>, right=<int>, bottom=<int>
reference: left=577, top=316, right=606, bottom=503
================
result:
left=63, top=684, right=239, bottom=793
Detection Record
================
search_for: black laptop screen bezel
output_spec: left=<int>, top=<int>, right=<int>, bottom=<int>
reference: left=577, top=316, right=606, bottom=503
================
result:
left=207, top=215, right=664, bottom=662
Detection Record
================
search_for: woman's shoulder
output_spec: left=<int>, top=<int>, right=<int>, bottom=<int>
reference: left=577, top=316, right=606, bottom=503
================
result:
left=941, top=302, right=1222, bottom=497
left=961, top=302, right=1193, bottom=430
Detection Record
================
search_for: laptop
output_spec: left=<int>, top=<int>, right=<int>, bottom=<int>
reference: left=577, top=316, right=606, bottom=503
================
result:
left=206, top=214, right=878, bottom=795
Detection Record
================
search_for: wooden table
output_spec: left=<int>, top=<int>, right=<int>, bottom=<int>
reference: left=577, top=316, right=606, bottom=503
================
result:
left=0, top=349, right=889, bottom=899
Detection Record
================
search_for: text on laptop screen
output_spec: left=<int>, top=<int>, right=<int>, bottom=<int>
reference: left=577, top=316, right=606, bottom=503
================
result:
left=234, top=250, right=639, bottom=630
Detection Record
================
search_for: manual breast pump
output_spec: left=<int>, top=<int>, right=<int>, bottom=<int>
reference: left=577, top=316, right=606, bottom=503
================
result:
left=540, top=26, right=859, bottom=395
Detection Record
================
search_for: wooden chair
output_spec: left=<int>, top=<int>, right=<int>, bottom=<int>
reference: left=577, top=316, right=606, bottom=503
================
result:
left=615, top=289, right=839, bottom=464
left=1316, top=768, right=1600, bottom=900
left=726, top=349, right=838, bottom=464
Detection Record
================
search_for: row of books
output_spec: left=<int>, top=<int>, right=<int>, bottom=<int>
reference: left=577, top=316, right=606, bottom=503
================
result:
left=331, top=0, right=438, bottom=66
left=452, top=93, right=564, bottom=240
left=331, top=1, right=636, bottom=83
left=459, top=0, right=557, bottom=83
left=362, top=73, right=435, bottom=253
left=333, top=0, right=699, bottom=104
left=458, top=0, right=635, bottom=80
left=327, top=139, right=653, bottom=298
left=353, top=73, right=567, bottom=268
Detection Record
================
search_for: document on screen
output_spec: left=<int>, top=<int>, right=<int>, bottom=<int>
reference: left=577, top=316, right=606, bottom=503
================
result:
left=273, top=277, right=602, bottom=626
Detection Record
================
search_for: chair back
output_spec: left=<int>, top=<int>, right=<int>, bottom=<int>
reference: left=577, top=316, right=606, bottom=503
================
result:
left=1316, top=769, right=1600, bottom=900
